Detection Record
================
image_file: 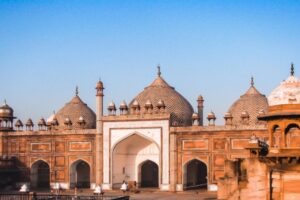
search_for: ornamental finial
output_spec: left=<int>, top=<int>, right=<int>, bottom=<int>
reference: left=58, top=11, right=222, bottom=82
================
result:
left=251, top=76, right=254, bottom=86
left=157, top=64, right=161, bottom=77
left=291, top=62, right=295, bottom=76
left=75, top=86, right=79, bottom=96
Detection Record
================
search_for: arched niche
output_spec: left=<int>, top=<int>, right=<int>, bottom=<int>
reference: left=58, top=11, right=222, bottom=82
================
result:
left=30, top=160, right=50, bottom=189
left=183, top=159, right=207, bottom=190
left=112, top=133, right=160, bottom=189
left=285, top=123, right=300, bottom=148
left=70, top=159, right=91, bottom=188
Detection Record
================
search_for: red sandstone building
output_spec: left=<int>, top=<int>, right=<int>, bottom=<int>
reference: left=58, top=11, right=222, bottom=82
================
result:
left=0, top=65, right=298, bottom=199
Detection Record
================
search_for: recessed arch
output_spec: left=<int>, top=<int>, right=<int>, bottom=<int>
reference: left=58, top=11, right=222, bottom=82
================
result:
left=112, top=133, right=160, bottom=189
left=112, top=131, right=160, bottom=152
left=70, top=159, right=90, bottom=188
left=285, top=123, right=300, bottom=148
left=30, top=160, right=50, bottom=189
left=183, top=159, right=207, bottom=190
left=285, top=123, right=300, bottom=134
left=30, top=159, right=50, bottom=168
left=139, top=160, right=159, bottom=188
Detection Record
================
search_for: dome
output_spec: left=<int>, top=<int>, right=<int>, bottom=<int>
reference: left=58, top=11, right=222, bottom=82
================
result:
left=129, top=67, right=194, bottom=126
left=268, top=64, right=300, bottom=106
left=26, top=118, right=34, bottom=127
left=207, top=111, right=216, bottom=120
left=224, top=112, right=233, bottom=119
left=228, top=78, right=268, bottom=126
left=55, top=90, right=96, bottom=129
left=119, top=100, right=128, bottom=110
left=38, top=118, right=46, bottom=126
left=0, top=100, right=14, bottom=118
left=15, top=119, right=23, bottom=127
left=108, top=101, right=116, bottom=111
left=192, top=113, right=199, bottom=119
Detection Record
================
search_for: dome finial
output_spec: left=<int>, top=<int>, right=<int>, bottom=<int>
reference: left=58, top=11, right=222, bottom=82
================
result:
left=291, top=62, right=295, bottom=76
left=75, top=86, right=79, bottom=96
left=157, top=64, right=161, bottom=77
left=251, top=76, right=254, bottom=86
left=4, top=99, right=6, bottom=105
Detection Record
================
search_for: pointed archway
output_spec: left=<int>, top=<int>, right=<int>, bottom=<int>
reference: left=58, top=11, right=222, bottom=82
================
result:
left=112, top=133, right=160, bottom=189
left=183, top=159, right=207, bottom=190
left=285, top=123, right=300, bottom=148
left=70, top=160, right=90, bottom=188
left=140, top=160, right=159, bottom=188
left=30, top=160, right=50, bottom=189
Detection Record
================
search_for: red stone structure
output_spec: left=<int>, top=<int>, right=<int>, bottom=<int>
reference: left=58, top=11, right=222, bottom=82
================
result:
left=1, top=65, right=294, bottom=197
left=219, top=64, right=300, bottom=199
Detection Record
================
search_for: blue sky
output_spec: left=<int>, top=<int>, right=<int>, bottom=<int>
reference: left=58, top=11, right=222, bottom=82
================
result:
left=1, top=0, right=300, bottom=125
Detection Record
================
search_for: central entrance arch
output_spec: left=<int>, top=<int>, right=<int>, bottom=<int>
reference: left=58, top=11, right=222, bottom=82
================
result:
left=112, top=133, right=160, bottom=189
left=70, top=160, right=90, bottom=188
left=140, top=160, right=159, bottom=188
left=183, top=159, right=207, bottom=190
left=30, top=160, right=50, bottom=189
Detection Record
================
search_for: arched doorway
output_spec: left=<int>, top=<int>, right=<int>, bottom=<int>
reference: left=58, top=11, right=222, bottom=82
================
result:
left=140, top=160, right=159, bottom=188
left=70, top=160, right=90, bottom=188
left=31, top=160, right=50, bottom=189
left=112, top=133, right=160, bottom=189
left=183, top=159, right=207, bottom=190
left=285, top=124, right=300, bottom=148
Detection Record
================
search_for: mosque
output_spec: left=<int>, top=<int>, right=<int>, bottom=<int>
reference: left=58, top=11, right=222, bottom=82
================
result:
left=0, top=64, right=299, bottom=199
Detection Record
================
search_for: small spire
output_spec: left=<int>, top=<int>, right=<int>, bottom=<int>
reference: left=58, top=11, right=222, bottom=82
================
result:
left=4, top=99, right=6, bottom=105
left=53, top=110, right=55, bottom=114
left=291, top=62, right=295, bottom=76
left=157, top=64, right=161, bottom=77
left=75, top=86, right=79, bottom=96
left=251, top=76, right=254, bottom=86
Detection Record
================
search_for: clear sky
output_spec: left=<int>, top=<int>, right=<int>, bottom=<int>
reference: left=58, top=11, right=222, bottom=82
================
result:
left=1, top=0, right=300, bottom=125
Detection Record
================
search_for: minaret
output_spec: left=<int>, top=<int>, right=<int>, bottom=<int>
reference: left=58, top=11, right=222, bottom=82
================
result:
left=96, top=80, right=104, bottom=134
left=95, top=79, right=104, bottom=185
left=197, top=95, right=204, bottom=126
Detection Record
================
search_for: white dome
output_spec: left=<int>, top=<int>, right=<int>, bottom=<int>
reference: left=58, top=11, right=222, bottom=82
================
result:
left=268, top=75, right=300, bottom=106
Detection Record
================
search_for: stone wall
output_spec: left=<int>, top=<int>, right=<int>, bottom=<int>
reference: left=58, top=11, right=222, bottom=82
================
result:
left=1, top=129, right=97, bottom=189
left=218, top=158, right=268, bottom=200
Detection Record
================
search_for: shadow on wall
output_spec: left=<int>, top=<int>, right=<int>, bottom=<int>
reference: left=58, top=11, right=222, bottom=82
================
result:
left=0, top=157, right=29, bottom=191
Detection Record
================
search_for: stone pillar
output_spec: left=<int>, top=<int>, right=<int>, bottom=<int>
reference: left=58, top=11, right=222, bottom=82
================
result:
left=268, top=127, right=273, bottom=148
left=95, top=80, right=104, bottom=185
left=169, top=132, right=177, bottom=191
left=197, top=95, right=204, bottom=126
